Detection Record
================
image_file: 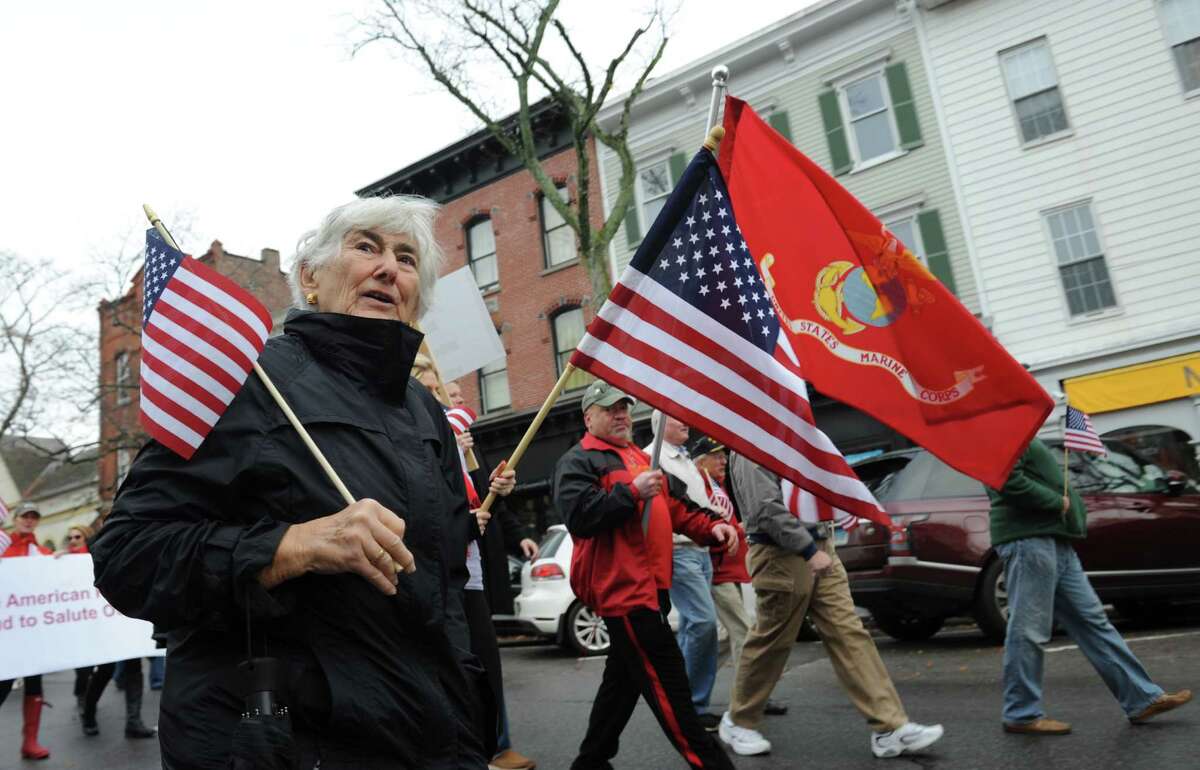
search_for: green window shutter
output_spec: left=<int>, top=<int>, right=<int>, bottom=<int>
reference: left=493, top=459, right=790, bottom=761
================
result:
left=767, top=110, right=793, bottom=143
left=885, top=61, right=923, bottom=151
left=624, top=206, right=641, bottom=247
left=917, top=209, right=956, bottom=295
left=818, top=90, right=853, bottom=175
left=668, top=152, right=688, bottom=184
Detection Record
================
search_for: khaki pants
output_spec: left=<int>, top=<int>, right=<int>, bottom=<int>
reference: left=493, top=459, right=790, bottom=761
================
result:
left=729, top=540, right=907, bottom=731
left=711, top=582, right=751, bottom=676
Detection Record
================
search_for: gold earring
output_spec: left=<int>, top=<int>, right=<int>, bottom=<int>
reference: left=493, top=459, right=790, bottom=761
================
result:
left=305, top=292, right=318, bottom=305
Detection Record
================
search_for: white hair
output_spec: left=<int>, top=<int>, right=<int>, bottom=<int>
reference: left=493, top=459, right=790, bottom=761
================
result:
left=289, top=196, right=445, bottom=320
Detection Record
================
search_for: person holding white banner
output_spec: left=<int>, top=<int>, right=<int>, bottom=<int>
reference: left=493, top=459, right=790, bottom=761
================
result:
left=0, top=502, right=53, bottom=761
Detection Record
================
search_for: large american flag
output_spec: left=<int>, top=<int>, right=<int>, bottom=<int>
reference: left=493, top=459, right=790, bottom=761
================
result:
left=140, top=229, right=272, bottom=459
left=1064, top=405, right=1107, bottom=455
left=571, top=150, right=887, bottom=526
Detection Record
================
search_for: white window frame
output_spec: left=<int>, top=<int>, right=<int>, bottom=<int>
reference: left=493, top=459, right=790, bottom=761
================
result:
left=1039, top=199, right=1122, bottom=322
left=479, top=354, right=511, bottom=414
left=634, top=150, right=675, bottom=236
left=999, top=38, right=1073, bottom=148
left=115, top=351, right=132, bottom=405
left=1157, top=0, right=1200, bottom=97
left=116, top=448, right=133, bottom=487
left=876, top=196, right=928, bottom=265
left=831, top=63, right=906, bottom=173
left=541, top=185, right=576, bottom=268
left=466, top=218, right=499, bottom=291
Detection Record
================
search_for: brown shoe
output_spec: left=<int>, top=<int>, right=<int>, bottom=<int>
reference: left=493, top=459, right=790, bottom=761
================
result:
left=489, top=749, right=537, bottom=770
left=1129, top=690, right=1193, bottom=724
left=1003, top=718, right=1072, bottom=735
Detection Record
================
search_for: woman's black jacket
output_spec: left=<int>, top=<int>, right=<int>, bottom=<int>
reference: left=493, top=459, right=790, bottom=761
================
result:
left=91, top=311, right=485, bottom=769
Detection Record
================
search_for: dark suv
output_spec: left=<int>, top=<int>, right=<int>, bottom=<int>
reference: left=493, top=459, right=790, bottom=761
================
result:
left=841, top=441, right=1200, bottom=642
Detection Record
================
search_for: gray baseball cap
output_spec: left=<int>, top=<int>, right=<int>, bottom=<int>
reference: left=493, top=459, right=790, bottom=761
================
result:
left=581, top=380, right=636, bottom=413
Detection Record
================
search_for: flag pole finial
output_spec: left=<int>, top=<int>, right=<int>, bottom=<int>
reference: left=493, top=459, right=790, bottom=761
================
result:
left=703, top=125, right=726, bottom=153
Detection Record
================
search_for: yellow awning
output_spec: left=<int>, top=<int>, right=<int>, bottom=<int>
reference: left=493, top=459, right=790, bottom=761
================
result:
left=1064, top=353, right=1200, bottom=414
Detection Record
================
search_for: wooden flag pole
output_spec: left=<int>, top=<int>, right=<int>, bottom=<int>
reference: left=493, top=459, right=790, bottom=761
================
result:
left=477, top=363, right=578, bottom=514
left=142, top=204, right=355, bottom=506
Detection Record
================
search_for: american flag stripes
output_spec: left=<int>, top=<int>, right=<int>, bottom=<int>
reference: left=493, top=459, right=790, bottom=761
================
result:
left=781, top=480, right=859, bottom=531
left=0, top=499, right=10, bottom=552
left=140, top=229, right=272, bottom=459
left=445, top=406, right=476, bottom=436
left=570, top=149, right=887, bottom=527
left=1064, top=405, right=1107, bottom=455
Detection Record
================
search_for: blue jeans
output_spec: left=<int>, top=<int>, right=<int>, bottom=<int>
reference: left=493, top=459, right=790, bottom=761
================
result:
left=668, top=545, right=718, bottom=713
left=996, top=537, right=1163, bottom=723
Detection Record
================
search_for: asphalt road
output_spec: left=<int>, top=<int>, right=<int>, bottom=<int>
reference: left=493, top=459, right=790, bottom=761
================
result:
left=2, top=613, right=1197, bottom=770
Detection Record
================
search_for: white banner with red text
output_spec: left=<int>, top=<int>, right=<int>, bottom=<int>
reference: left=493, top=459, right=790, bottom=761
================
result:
left=0, top=554, right=162, bottom=680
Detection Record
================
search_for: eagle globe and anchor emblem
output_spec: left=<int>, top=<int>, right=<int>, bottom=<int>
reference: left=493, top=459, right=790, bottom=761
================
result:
left=759, top=226, right=985, bottom=405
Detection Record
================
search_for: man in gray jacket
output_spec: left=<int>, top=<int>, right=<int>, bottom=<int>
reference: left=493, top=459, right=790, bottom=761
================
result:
left=718, top=452, right=944, bottom=759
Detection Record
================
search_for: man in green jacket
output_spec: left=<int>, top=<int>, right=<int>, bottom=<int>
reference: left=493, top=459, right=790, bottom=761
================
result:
left=989, top=438, right=1191, bottom=735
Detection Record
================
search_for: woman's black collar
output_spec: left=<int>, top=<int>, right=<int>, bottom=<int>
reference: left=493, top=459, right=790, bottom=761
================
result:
left=283, top=309, right=423, bottom=401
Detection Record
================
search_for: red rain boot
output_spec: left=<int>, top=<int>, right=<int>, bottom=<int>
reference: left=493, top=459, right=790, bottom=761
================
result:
left=21, top=694, right=51, bottom=760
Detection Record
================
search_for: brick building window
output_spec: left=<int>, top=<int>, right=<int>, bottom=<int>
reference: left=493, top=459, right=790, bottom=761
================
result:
left=552, top=307, right=591, bottom=392
left=115, top=351, right=133, bottom=405
left=1000, top=39, right=1070, bottom=145
left=541, top=185, right=575, bottom=268
left=479, top=354, right=511, bottom=413
left=467, top=218, right=498, bottom=290
left=117, top=448, right=133, bottom=487
left=1043, top=202, right=1116, bottom=317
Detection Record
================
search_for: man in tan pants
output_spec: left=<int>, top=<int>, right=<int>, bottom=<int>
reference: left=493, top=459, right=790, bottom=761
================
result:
left=718, top=453, right=945, bottom=759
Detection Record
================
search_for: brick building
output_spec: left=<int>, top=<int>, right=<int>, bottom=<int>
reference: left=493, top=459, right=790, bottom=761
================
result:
left=358, top=102, right=608, bottom=531
left=96, top=240, right=293, bottom=503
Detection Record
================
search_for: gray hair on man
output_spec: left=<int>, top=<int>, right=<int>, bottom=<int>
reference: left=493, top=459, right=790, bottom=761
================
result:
left=288, top=196, right=445, bottom=319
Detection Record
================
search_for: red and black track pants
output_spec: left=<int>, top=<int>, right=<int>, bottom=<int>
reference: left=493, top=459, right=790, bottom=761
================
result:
left=570, top=592, right=734, bottom=770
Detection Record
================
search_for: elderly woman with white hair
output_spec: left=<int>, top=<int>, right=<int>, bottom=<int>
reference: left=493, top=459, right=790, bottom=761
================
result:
left=92, top=197, right=492, bottom=769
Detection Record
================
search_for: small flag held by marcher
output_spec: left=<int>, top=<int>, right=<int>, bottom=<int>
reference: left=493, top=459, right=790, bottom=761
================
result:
left=139, top=228, right=272, bottom=459
left=1064, top=405, right=1107, bottom=455
left=445, top=405, right=477, bottom=437
left=0, top=498, right=10, bottom=552
left=782, top=480, right=860, bottom=531
left=569, top=147, right=888, bottom=527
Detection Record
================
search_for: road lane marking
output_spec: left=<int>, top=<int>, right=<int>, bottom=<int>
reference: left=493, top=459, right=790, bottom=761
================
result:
left=1046, top=630, right=1200, bottom=653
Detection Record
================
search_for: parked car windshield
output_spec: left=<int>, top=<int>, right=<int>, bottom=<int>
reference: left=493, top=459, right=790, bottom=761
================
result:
left=857, top=451, right=986, bottom=502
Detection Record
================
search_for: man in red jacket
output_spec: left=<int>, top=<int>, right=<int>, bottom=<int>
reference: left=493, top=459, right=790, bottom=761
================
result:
left=0, top=502, right=53, bottom=761
left=553, top=381, right=739, bottom=770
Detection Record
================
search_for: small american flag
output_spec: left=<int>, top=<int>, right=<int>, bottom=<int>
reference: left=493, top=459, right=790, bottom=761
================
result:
left=781, top=480, right=860, bottom=531
left=140, top=229, right=272, bottom=459
left=0, top=499, right=9, bottom=552
left=1064, top=405, right=1107, bottom=455
left=570, top=150, right=886, bottom=526
left=445, top=406, right=476, bottom=436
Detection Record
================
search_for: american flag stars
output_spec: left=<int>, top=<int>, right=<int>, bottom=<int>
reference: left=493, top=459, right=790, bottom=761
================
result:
left=636, top=163, right=778, bottom=352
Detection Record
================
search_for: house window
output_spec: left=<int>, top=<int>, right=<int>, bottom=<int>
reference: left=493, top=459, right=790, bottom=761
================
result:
left=883, top=217, right=926, bottom=264
left=541, top=185, right=575, bottom=268
left=1043, top=202, right=1116, bottom=317
left=115, top=351, right=132, bottom=405
left=637, top=160, right=672, bottom=234
left=1000, top=39, right=1070, bottom=144
left=840, top=71, right=899, bottom=163
left=552, top=308, right=592, bottom=392
left=466, top=218, right=498, bottom=290
left=479, top=354, right=511, bottom=413
left=1160, top=0, right=1200, bottom=93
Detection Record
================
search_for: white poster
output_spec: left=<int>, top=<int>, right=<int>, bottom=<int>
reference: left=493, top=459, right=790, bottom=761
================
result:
left=421, top=267, right=506, bottom=383
left=0, top=555, right=162, bottom=680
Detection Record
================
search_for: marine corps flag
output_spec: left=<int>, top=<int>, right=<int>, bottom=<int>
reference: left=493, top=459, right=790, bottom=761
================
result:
left=719, top=97, right=1053, bottom=489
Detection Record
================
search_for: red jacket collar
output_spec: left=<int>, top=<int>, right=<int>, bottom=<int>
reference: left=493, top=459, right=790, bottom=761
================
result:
left=580, top=432, right=645, bottom=459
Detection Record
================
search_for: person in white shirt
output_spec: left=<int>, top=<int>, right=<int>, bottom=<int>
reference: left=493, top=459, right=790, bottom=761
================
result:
left=646, top=411, right=722, bottom=732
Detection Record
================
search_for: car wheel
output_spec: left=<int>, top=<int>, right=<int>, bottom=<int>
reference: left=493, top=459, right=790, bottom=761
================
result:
left=563, top=601, right=610, bottom=656
left=974, top=558, right=1008, bottom=643
left=871, top=610, right=945, bottom=642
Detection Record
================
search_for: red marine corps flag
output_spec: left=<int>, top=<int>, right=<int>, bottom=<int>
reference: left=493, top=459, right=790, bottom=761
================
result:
left=719, top=97, right=1053, bottom=489
left=139, top=228, right=272, bottom=459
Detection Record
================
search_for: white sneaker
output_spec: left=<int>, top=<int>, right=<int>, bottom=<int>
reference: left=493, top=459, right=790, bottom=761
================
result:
left=871, top=722, right=944, bottom=758
left=718, top=711, right=772, bottom=756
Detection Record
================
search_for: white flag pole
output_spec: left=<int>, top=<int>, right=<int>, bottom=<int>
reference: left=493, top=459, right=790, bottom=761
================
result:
left=142, top=204, right=355, bottom=506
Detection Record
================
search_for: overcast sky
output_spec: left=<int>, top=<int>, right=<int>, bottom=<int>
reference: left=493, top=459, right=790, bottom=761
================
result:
left=1, top=0, right=810, bottom=281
